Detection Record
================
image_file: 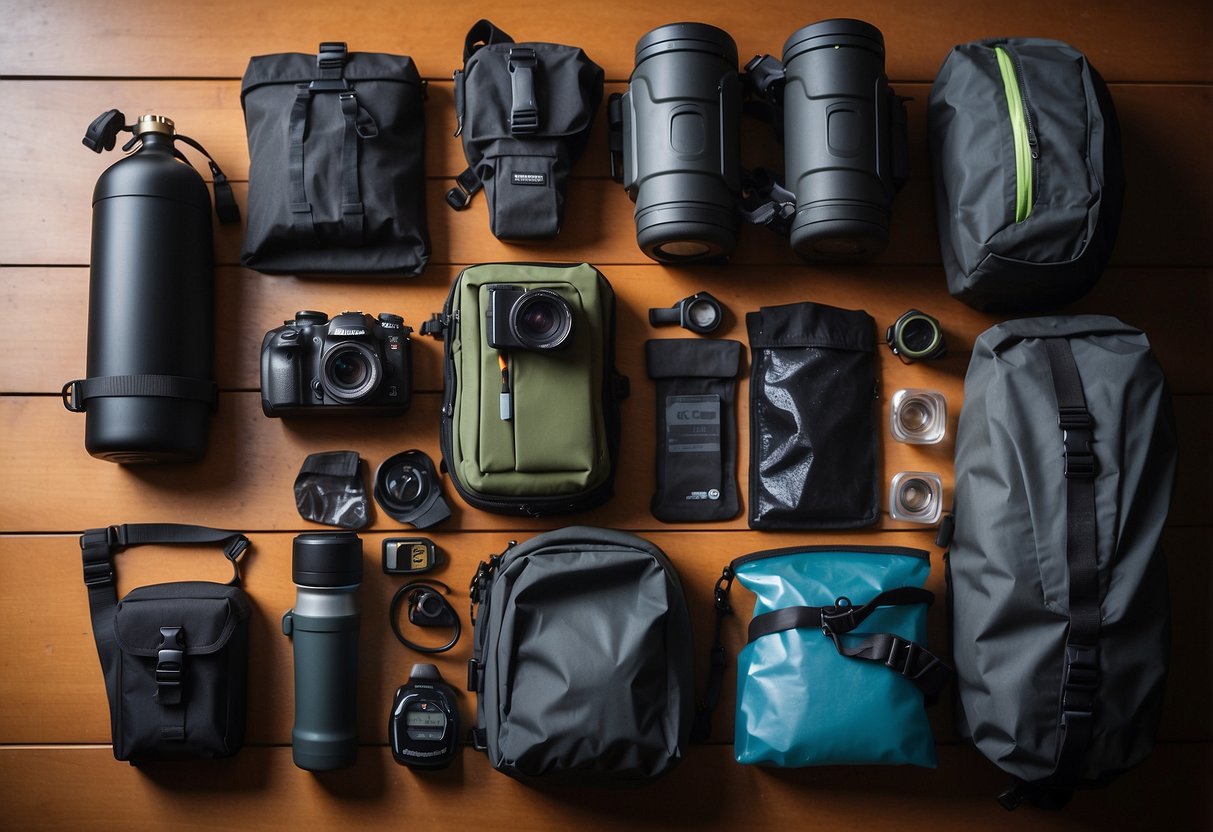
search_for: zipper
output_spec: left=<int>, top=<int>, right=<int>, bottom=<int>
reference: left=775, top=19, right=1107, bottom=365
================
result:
left=729, top=544, right=930, bottom=572
left=993, top=45, right=1039, bottom=223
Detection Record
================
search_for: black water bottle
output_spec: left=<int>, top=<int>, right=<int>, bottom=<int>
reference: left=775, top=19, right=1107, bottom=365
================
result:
left=63, top=111, right=237, bottom=463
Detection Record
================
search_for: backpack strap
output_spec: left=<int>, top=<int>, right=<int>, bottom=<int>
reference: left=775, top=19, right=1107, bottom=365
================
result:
left=287, top=43, right=375, bottom=242
left=80, top=524, right=251, bottom=747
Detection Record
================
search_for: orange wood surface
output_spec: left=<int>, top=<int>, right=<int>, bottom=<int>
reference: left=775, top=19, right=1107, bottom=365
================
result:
left=1, top=0, right=1209, bottom=829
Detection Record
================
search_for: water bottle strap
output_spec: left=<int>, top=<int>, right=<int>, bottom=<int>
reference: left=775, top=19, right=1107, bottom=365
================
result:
left=61, top=374, right=217, bottom=413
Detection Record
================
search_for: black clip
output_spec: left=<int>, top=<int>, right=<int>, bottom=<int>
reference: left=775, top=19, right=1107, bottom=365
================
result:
left=508, top=46, right=539, bottom=135
left=742, top=54, right=786, bottom=102
left=883, top=635, right=921, bottom=677
left=820, top=596, right=856, bottom=635
left=317, top=42, right=348, bottom=72
left=1062, top=644, right=1099, bottom=715
left=156, top=626, right=185, bottom=705
left=1059, top=406, right=1096, bottom=479
left=713, top=568, right=735, bottom=615
left=607, top=93, right=624, bottom=182
left=82, top=109, right=129, bottom=153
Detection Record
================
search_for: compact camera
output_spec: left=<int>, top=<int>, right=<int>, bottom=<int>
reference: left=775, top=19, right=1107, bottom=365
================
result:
left=484, top=284, right=574, bottom=351
left=261, top=310, right=412, bottom=417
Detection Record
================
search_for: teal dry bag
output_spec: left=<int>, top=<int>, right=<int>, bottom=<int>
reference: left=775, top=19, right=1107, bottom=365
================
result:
left=697, top=546, right=950, bottom=767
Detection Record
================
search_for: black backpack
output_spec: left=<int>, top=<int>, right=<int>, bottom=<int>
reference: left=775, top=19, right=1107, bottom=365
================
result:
left=446, top=20, right=604, bottom=239
left=946, top=317, right=1176, bottom=808
left=241, top=42, right=430, bottom=275
left=467, top=527, right=694, bottom=784
left=928, top=39, right=1123, bottom=310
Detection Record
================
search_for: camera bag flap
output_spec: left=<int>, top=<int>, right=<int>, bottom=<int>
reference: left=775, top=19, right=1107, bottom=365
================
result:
left=645, top=338, right=743, bottom=522
left=81, top=524, right=253, bottom=762
left=468, top=527, right=694, bottom=784
left=948, top=317, right=1175, bottom=808
left=448, top=20, right=604, bottom=239
left=241, top=42, right=430, bottom=275
left=746, top=301, right=880, bottom=529
left=927, top=39, right=1123, bottom=311
left=426, top=262, right=626, bottom=516
left=697, top=546, right=948, bottom=767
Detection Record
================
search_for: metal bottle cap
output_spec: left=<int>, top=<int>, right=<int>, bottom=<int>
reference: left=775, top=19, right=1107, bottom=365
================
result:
left=134, top=114, right=176, bottom=137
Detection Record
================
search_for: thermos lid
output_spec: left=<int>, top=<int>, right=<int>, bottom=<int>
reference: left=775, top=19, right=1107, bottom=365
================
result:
left=133, top=114, right=176, bottom=137
left=783, top=18, right=885, bottom=64
left=635, top=22, right=738, bottom=67
left=293, top=532, right=363, bottom=587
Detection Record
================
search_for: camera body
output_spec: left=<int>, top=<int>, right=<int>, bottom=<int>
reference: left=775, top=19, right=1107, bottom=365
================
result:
left=261, top=310, right=412, bottom=417
left=484, top=284, right=574, bottom=351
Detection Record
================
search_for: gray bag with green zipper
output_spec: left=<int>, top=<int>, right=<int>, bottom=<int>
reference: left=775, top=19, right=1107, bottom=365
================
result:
left=421, top=263, right=626, bottom=516
left=946, top=316, right=1176, bottom=809
left=928, top=39, right=1123, bottom=311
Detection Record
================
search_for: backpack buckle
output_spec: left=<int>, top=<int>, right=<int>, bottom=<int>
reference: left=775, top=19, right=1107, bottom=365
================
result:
left=1059, top=407, right=1096, bottom=479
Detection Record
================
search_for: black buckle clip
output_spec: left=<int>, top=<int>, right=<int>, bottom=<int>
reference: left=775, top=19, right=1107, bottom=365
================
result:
left=81, top=526, right=120, bottom=587
left=606, top=93, right=624, bottom=182
left=508, top=46, right=539, bottom=135
left=156, top=626, right=185, bottom=704
left=317, top=41, right=348, bottom=72
left=1062, top=644, right=1099, bottom=713
left=420, top=313, right=447, bottom=339
left=1059, top=406, right=1096, bottom=479
left=820, top=596, right=856, bottom=634
left=884, top=636, right=921, bottom=677
left=742, top=54, right=786, bottom=101
left=712, top=568, right=735, bottom=615
left=466, top=657, right=481, bottom=692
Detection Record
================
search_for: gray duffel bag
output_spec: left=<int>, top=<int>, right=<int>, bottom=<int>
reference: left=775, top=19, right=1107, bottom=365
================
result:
left=945, top=316, right=1176, bottom=809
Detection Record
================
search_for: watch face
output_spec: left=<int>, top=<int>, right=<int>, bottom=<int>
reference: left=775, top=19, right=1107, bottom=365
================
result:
left=405, top=704, right=447, bottom=741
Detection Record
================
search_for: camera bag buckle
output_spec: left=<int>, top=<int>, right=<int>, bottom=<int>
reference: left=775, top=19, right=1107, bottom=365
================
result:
left=155, top=626, right=185, bottom=705
left=507, top=47, right=540, bottom=135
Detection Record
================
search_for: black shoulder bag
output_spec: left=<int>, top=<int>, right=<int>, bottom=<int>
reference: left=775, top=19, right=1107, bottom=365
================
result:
left=81, top=524, right=253, bottom=762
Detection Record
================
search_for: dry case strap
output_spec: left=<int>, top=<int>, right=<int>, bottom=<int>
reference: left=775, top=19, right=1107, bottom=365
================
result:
left=691, top=566, right=735, bottom=743
left=747, top=586, right=935, bottom=642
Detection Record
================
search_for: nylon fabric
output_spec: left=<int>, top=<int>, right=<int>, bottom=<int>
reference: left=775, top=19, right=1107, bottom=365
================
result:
left=951, top=316, right=1175, bottom=787
left=472, top=528, right=693, bottom=784
left=732, top=547, right=937, bottom=767
left=928, top=39, right=1122, bottom=311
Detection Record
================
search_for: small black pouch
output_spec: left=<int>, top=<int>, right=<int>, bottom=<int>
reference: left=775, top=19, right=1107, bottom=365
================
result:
left=746, top=302, right=880, bottom=529
left=294, top=450, right=369, bottom=529
left=646, top=339, right=742, bottom=522
left=447, top=20, right=603, bottom=240
left=81, top=524, right=253, bottom=762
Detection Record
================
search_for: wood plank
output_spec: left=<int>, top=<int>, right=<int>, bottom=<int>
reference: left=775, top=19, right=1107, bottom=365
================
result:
left=0, top=390, right=967, bottom=533
left=1, top=527, right=1205, bottom=746
left=0, top=744, right=1208, bottom=831
left=3, top=82, right=1210, bottom=267
left=3, top=265, right=1209, bottom=396
left=2, top=0, right=1211, bottom=82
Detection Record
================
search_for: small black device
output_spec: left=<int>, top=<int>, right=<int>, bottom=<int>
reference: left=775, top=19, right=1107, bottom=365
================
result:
left=260, top=310, right=413, bottom=417
left=390, top=663, right=460, bottom=769
left=374, top=450, right=451, bottom=529
left=484, top=284, right=574, bottom=351
left=390, top=580, right=461, bottom=653
left=885, top=309, right=947, bottom=363
left=648, top=292, right=726, bottom=335
left=382, top=537, right=439, bottom=574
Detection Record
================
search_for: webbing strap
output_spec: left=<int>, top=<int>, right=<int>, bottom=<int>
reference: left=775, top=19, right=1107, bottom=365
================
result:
left=1043, top=337, right=1101, bottom=788
left=288, top=85, right=314, bottom=234
left=463, top=19, right=514, bottom=62
left=62, top=374, right=217, bottom=413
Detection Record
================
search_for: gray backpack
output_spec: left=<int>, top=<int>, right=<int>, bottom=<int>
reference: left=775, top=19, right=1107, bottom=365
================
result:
left=947, top=317, right=1176, bottom=809
left=467, top=527, right=693, bottom=784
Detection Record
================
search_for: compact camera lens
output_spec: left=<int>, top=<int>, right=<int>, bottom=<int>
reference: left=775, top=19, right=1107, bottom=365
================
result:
left=886, top=309, right=946, bottom=362
left=686, top=298, right=721, bottom=331
left=901, top=317, right=938, bottom=354
left=373, top=450, right=452, bottom=530
left=511, top=290, right=573, bottom=350
left=322, top=343, right=381, bottom=403
left=385, top=466, right=424, bottom=504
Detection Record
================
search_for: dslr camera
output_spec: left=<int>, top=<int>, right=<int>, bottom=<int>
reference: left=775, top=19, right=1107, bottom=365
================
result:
left=261, top=310, right=412, bottom=417
left=484, top=284, right=574, bottom=351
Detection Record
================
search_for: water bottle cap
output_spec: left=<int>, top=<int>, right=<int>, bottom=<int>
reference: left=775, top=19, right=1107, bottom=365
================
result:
left=134, top=114, right=176, bottom=138
left=292, top=532, right=363, bottom=587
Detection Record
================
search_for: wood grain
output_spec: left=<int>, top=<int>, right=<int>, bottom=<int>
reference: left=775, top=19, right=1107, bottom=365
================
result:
left=2, top=82, right=1210, bottom=267
left=2, top=0, right=1211, bottom=81
left=0, top=745, right=1208, bottom=831
left=3, top=265, right=1209, bottom=395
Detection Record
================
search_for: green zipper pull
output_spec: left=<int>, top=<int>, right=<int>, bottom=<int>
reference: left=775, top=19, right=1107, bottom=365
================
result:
left=994, top=46, right=1035, bottom=223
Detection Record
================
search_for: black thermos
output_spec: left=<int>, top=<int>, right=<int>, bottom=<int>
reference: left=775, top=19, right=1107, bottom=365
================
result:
left=66, top=113, right=227, bottom=463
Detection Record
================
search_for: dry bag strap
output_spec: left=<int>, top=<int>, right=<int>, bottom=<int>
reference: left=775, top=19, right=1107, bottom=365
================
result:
left=62, top=374, right=217, bottom=413
left=80, top=524, right=251, bottom=729
left=1043, top=337, right=1101, bottom=788
left=747, top=587, right=934, bottom=641
left=691, top=567, right=736, bottom=742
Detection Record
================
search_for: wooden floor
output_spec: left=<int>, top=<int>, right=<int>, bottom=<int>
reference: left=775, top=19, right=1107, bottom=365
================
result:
left=1, top=1, right=1209, bottom=829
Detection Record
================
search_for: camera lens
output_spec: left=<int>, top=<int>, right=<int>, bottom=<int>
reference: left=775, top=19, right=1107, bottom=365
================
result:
left=686, top=298, right=721, bottom=331
left=322, top=343, right=381, bottom=403
left=901, top=317, right=939, bottom=354
left=373, top=450, right=452, bottom=530
left=653, top=240, right=714, bottom=260
left=510, top=290, right=573, bottom=350
left=888, top=471, right=943, bottom=525
left=385, top=466, right=424, bottom=504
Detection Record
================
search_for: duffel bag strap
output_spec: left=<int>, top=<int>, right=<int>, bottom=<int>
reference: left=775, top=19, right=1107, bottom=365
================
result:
left=80, top=524, right=251, bottom=744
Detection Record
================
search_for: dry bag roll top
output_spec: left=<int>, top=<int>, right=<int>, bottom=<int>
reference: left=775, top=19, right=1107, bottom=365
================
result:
left=928, top=39, right=1123, bottom=311
left=467, top=527, right=693, bottom=784
left=421, top=263, right=627, bottom=516
left=447, top=20, right=604, bottom=239
left=241, top=42, right=430, bottom=275
left=947, top=316, right=1176, bottom=808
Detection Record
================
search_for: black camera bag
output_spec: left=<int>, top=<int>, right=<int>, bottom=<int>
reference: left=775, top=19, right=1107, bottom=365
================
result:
left=241, top=42, right=430, bottom=275
left=81, top=524, right=253, bottom=762
left=467, top=527, right=694, bottom=784
left=446, top=20, right=604, bottom=239
left=928, top=39, right=1124, bottom=310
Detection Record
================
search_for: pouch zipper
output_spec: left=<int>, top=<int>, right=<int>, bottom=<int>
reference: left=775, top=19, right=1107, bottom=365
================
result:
left=993, top=45, right=1039, bottom=223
